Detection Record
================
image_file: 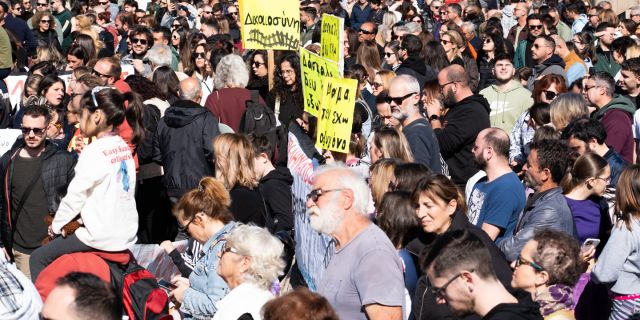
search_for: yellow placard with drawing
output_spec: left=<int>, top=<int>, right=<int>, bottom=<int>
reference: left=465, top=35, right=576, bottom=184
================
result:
left=320, top=14, right=344, bottom=71
left=316, top=77, right=357, bottom=153
left=238, top=0, right=300, bottom=50
left=300, top=47, right=340, bottom=117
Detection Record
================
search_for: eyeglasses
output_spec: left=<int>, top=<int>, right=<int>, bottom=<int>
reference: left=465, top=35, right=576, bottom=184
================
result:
left=21, top=127, right=46, bottom=136
left=194, top=52, right=206, bottom=59
left=515, top=255, right=544, bottom=271
left=384, top=52, right=394, bottom=57
left=252, top=61, right=265, bottom=67
left=583, top=84, right=598, bottom=92
left=533, top=43, right=549, bottom=49
left=594, top=176, right=611, bottom=184
left=40, top=19, right=50, bottom=23
left=384, top=92, right=416, bottom=105
left=132, top=38, right=148, bottom=45
left=280, top=69, right=295, bottom=77
left=542, top=90, right=557, bottom=100
left=178, top=216, right=196, bottom=232
left=92, top=69, right=111, bottom=79
left=306, top=188, right=346, bottom=202
left=439, top=80, right=459, bottom=92
left=220, top=242, right=240, bottom=256
left=431, top=269, right=474, bottom=300
left=359, top=29, right=375, bottom=35
left=529, top=24, right=544, bottom=30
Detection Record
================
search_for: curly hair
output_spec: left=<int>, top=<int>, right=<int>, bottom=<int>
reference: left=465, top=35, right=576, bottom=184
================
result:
left=273, top=53, right=302, bottom=106
left=214, top=54, right=249, bottom=89
left=225, top=224, right=285, bottom=290
left=532, top=229, right=585, bottom=286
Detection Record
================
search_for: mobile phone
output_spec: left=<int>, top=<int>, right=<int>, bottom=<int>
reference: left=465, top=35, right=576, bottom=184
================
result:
left=158, top=279, right=176, bottom=291
left=581, top=238, right=600, bottom=251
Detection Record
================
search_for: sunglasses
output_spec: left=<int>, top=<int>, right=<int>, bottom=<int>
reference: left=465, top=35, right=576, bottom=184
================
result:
left=51, top=121, right=63, bottom=131
left=228, top=12, right=238, bottom=16
left=542, top=90, right=557, bottom=100
left=172, top=24, right=180, bottom=28
left=40, top=19, right=50, bottom=23
left=36, top=2, right=47, bottom=6
left=220, top=242, right=239, bottom=256
left=252, top=61, right=265, bottom=67
left=92, top=69, right=111, bottom=78
left=99, top=1, right=108, bottom=4
left=529, top=25, right=543, bottom=30
left=194, top=52, right=206, bottom=59
left=372, top=82, right=384, bottom=89
left=21, top=127, right=46, bottom=136
left=359, top=29, right=375, bottom=35
left=14, top=7, right=23, bottom=11
left=306, top=188, right=345, bottom=202
left=483, top=38, right=492, bottom=43
left=132, top=38, right=148, bottom=45
left=384, top=52, right=394, bottom=57
left=441, top=39, right=451, bottom=45
left=384, top=92, right=416, bottom=105
left=431, top=5, right=441, bottom=10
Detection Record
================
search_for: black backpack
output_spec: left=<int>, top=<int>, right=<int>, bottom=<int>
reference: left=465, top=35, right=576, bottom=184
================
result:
left=240, top=91, right=285, bottom=162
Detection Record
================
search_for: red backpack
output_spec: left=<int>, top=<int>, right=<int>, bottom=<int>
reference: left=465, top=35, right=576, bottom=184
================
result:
left=105, top=258, right=171, bottom=320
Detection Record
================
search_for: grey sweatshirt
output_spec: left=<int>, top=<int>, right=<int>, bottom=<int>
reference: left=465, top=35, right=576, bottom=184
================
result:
left=592, top=219, right=640, bottom=294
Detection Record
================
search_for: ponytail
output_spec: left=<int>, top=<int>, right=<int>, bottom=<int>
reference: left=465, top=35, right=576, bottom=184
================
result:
left=562, top=152, right=608, bottom=194
left=123, top=91, right=145, bottom=145
left=174, top=177, right=234, bottom=224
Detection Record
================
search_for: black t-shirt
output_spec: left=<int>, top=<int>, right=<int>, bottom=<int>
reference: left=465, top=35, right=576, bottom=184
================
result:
left=11, top=154, right=48, bottom=253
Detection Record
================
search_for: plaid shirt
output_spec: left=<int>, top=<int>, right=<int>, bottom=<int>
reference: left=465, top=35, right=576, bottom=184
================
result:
left=0, top=262, right=24, bottom=315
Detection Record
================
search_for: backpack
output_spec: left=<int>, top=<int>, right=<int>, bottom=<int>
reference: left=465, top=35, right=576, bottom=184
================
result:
left=240, top=91, right=282, bottom=160
left=105, top=257, right=171, bottom=320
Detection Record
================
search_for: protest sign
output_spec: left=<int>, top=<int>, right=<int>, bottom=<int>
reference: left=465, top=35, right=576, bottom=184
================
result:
left=300, top=47, right=340, bottom=117
left=320, top=14, right=344, bottom=71
left=239, top=0, right=300, bottom=50
left=316, top=77, right=357, bottom=153
left=0, top=129, right=22, bottom=156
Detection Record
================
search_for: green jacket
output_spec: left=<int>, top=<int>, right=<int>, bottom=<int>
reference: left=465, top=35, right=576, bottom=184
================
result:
left=592, top=95, right=636, bottom=121
left=594, top=47, right=621, bottom=78
left=480, top=80, right=534, bottom=134
left=514, top=39, right=530, bottom=69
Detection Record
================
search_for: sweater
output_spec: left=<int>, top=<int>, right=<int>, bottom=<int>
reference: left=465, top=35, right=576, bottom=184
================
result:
left=52, top=135, right=138, bottom=251
left=592, top=219, right=640, bottom=294
left=205, top=88, right=261, bottom=132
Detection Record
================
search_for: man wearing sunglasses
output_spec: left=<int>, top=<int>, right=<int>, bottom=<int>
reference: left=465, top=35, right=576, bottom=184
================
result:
left=514, top=13, right=545, bottom=69
left=425, top=230, right=540, bottom=319
left=388, top=75, right=443, bottom=174
left=0, top=105, right=76, bottom=277
left=526, top=35, right=566, bottom=90
left=122, top=26, right=154, bottom=76
left=311, top=165, right=404, bottom=320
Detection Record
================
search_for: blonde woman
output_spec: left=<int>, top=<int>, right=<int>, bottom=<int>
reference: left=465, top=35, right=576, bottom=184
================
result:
left=372, top=70, right=395, bottom=96
left=441, top=30, right=465, bottom=66
left=213, top=133, right=268, bottom=228
left=369, top=158, right=403, bottom=213
left=369, top=127, right=414, bottom=164
left=549, top=93, right=589, bottom=132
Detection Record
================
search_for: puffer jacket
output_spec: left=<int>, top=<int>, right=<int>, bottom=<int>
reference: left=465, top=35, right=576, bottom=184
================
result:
left=152, top=99, right=220, bottom=198
left=0, top=140, right=76, bottom=259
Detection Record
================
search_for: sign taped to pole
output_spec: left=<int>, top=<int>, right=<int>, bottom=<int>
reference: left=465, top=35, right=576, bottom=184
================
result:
left=300, top=47, right=340, bottom=117
left=239, top=0, right=300, bottom=50
left=320, top=14, right=344, bottom=72
left=316, top=77, right=357, bottom=153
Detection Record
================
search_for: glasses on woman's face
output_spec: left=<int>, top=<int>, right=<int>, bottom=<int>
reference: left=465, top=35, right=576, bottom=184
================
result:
left=542, top=90, right=557, bottom=101
left=194, top=52, right=206, bottom=59
left=252, top=61, right=265, bottom=67
left=515, top=255, right=544, bottom=271
left=372, top=82, right=384, bottom=89
left=280, top=69, right=295, bottom=77
left=40, top=19, right=51, bottom=24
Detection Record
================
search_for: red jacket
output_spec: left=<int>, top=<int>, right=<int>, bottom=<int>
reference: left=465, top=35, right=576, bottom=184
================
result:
left=204, top=88, right=264, bottom=132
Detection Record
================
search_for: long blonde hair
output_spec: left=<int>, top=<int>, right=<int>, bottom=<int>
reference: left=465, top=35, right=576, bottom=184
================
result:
left=213, top=133, right=258, bottom=190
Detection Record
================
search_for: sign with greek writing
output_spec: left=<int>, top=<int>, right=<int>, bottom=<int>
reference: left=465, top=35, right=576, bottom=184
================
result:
left=239, top=0, right=300, bottom=50
left=316, top=77, right=357, bottom=153
left=320, top=14, right=344, bottom=71
left=300, top=47, right=340, bottom=117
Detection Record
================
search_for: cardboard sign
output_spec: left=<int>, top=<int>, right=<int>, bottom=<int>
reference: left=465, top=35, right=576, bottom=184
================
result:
left=300, top=47, right=340, bottom=117
left=239, top=0, right=300, bottom=50
left=0, top=129, right=22, bottom=156
left=320, top=14, right=344, bottom=71
left=316, top=77, right=357, bottom=153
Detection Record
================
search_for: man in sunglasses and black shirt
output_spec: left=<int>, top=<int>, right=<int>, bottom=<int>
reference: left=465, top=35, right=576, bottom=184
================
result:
left=514, top=14, right=545, bottom=69
left=0, top=104, right=75, bottom=279
left=122, top=26, right=154, bottom=76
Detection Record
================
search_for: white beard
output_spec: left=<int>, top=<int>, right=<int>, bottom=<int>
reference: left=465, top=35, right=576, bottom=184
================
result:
left=308, top=202, right=344, bottom=235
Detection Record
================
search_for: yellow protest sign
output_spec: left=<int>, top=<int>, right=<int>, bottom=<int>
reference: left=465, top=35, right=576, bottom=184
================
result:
left=239, top=0, right=300, bottom=50
left=320, top=14, right=344, bottom=70
left=316, top=77, right=357, bottom=153
left=300, top=47, right=340, bottom=117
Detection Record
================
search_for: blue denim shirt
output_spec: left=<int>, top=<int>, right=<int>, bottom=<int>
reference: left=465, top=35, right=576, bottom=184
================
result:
left=180, top=221, right=236, bottom=319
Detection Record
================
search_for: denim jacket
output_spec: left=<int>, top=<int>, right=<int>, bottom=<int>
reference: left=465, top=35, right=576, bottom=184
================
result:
left=181, top=221, right=236, bottom=319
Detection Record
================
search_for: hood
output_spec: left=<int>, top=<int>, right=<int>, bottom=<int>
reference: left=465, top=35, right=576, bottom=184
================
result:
left=489, top=80, right=525, bottom=94
left=260, top=166, right=293, bottom=185
left=534, top=55, right=566, bottom=73
left=593, top=95, right=636, bottom=120
left=454, top=94, right=491, bottom=114
left=399, top=57, right=427, bottom=76
left=163, top=99, right=209, bottom=128
left=484, top=289, right=543, bottom=319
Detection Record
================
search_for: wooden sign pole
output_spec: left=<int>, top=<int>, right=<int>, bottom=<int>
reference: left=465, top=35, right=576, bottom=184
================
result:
left=268, top=50, right=275, bottom=90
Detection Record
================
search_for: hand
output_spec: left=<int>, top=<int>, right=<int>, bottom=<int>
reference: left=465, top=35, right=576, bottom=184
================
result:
left=581, top=246, right=596, bottom=262
left=132, top=59, right=144, bottom=73
left=170, top=276, right=190, bottom=303
left=160, top=240, right=175, bottom=254
left=425, top=99, right=443, bottom=118
left=171, top=275, right=190, bottom=288
left=168, top=2, right=176, bottom=11
left=74, top=135, right=85, bottom=154
left=323, top=150, right=335, bottom=164
left=48, top=225, right=55, bottom=237
left=1, top=247, right=9, bottom=261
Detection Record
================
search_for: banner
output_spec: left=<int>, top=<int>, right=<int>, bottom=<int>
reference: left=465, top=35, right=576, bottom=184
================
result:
left=320, top=14, right=344, bottom=71
left=300, top=47, right=340, bottom=117
left=0, top=129, right=22, bottom=156
left=239, top=0, right=300, bottom=50
left=316, top=77, right=357, bottom=153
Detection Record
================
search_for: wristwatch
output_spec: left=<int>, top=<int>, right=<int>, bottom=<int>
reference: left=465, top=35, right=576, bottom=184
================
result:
left=428, top=114, right=439, bottom=122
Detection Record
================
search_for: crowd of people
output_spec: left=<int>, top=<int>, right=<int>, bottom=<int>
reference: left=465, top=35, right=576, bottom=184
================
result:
left=0, top=0, right=640, bottom=319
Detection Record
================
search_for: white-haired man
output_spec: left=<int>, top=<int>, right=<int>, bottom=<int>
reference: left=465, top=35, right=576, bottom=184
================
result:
left=311, top=164, right=405, bottom=320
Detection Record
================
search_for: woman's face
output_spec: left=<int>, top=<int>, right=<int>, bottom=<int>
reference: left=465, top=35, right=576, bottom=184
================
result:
left=613, top=50, right=625, bottom=64
left=369, top=142, right=383, bottom=164
left=539, top=82, right=559, bottom=104
left=39, top=15, right=52, bottom=32
left=66, top=54, right=83, bottom=70
left=171, top=32, right=180, bottom=47
left=572, top=36, right=586, bottom=53
left=45, top=82, right=65, bottom=106
left=280, top=61, right=296, bottom=87
left=343, top=31, right=350, bottom=57
left=384, top=47, right=397, bottom=66
left=415, top=192, right=456, bottom=234
left=590, top=165, right=611, bottom=197
left=194, top=46, right=207, bottom=69
left=482, top=37, right=495, bottom=52
left=511, top=240, right=542, bottom=293
left=440, top=24, right=448, bottom=35
left=619, top=23, right=630, bottom=37
left=372, top=74, right=384, bottom=96
left=216, top=241, right=246, bottom=286
left=441, top=35, right=454, bottom=54
left=252, top=54, right=268, bottom=78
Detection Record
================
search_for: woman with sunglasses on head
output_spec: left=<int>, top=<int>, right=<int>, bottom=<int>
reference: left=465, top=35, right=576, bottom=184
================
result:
left=32, top=11, right=61, bottom=52
left=167, top=177, right=238, bottom=318
left=511, top=229, right=585, bottom=319
left=28, top=87, right=145, bottom=282
left=410, top=174, right=513, bottom=320
left=171, top=27, right=188, bottom=54
left=246, top=50, right=269, bottom=100
left=371, top=70, right=395, bottom=97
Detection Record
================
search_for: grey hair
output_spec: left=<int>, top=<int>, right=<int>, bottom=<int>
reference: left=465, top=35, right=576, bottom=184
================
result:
left=391, top=74, right=420, bottom=95
left=405, top=22, right=422, bottom=34
left=214, top=54, right=249, bottom=89
left=382, top=11, right=398, bottom=28
left=631, top=6, right=640, bottom=16
left=592, top=72, right=615, bottom=97
left=179, top=79, right=202, bottom=101
left=147, top=44, right=173, bottom=68
left=226, top=224, right=285, bottom=290
left=314, top=163, right=370, bottom=215
left=393, top=25, right=410, bottom=35
left=461, top=21, right=476, bottom=34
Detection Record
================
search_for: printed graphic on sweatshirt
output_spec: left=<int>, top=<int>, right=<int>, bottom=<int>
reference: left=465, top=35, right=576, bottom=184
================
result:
left=103, top=144, right=132, bottom=193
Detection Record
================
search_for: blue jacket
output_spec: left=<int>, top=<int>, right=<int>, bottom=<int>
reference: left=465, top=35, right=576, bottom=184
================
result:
left=604, top=148, right=627, bottom=186
left=350, top=3, right=372, bottom=31
left=181, top=222, right=236, bottom=319
left=3, top=14, right=36, bottom=55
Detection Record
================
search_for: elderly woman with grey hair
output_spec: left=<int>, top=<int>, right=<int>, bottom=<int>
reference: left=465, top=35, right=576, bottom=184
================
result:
left=204, top=53, right=260, bottom=132
left=212, top=224, right=285, bottom=320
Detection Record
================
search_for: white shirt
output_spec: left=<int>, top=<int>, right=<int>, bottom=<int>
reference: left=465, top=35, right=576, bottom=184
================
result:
left=212, top=282, right=273, bottom=320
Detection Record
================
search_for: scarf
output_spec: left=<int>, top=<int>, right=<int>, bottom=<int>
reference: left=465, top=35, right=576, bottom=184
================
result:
left=536, top=284, right=574, bottom=316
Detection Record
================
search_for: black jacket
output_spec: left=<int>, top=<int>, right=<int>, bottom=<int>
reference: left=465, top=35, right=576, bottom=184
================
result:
left=32, top=28, right=60, bottom=51
left=0, top=140, right=76, bottom=258
left=229, top=185, right=266, bottom=228
left=435, top=94, right=490, bottom=186
left=396, top=56, right=437, bottom=91
left=482, top=289, right=542, bottom=320
left=410, top=211, right=513, bottom=320
left=153, top=99, right=220, bottom=197
left=258, top=166, right=293, bottom=233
